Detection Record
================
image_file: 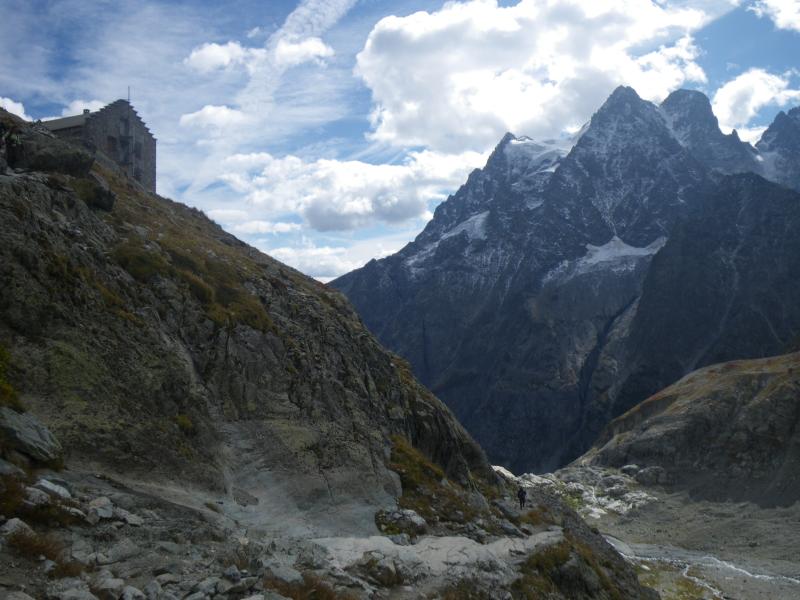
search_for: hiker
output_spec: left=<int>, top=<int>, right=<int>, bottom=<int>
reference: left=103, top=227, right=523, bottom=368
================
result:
left=517, top=485, right=527, bottom=509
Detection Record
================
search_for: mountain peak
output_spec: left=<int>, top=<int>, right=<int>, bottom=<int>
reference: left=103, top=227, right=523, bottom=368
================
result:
left=661, top=89, right=716, bottom=130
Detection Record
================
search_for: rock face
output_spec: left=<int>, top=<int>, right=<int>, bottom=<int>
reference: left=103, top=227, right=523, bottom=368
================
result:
left=333, top=86, right=800, bottom=473
left=0, top=108, right=492, bottom=535
left=583, top=352, right=800, bottom=507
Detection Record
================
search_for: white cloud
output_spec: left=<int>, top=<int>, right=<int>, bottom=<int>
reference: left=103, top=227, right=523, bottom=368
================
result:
left=356, top=0, right=719, bottom=152
left=179, top=104, right=250, bottom=129
left=712, top=68, right=800, bottom=136
left=0, top=97, right=32, bottom=121
left=273, top=37, right=334, bottom=67
left=232, top=220, right=302, bottom=234
left=266, top=243, right=358, bottom=279
left=260, top=230, right=416, bottom=280
left=751, top=0, right=800, bottom=31
left=60, top=99, right=106, bottom=116
left=207, top=208, right=250, bottom=223
left=219, top=149, right=487, bottom=231
left=184, top=41, right=250, bottom=73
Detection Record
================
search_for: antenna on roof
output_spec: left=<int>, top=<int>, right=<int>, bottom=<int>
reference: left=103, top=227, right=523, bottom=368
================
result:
left=127, top=86, right=131, bottom=103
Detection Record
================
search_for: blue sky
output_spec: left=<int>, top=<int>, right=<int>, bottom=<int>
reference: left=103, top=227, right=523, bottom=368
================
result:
left=2, top=0, right=800, bottom=280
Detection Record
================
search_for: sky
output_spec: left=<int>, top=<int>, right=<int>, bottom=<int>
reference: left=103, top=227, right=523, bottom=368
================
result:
left=1, top=0, right=800, bottom=281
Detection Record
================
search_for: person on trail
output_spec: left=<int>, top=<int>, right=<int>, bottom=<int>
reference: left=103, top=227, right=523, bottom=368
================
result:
left=517, top=486, right=527, bottom=509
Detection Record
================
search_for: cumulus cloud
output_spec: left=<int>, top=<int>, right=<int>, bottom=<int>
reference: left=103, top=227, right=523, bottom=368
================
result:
left=266, top=243, right=360, bottom=279
left=184, top=41, right=252, bottom=73
left=712, top=68, right=800, bottom=140
left=232, top=220, right=302, bottom=234
left=60, top=99, right=106, bottom=116
left=260, top=231, right=415, bottom=280
left=0, top=97, right=32, bottom=121
left=356, top=0, right=715, bottom=152
left=751, top=0, right=800, bottom=31
left=179, top=104, right=250, bottom=129
left=273, top=37, right=334, bottom=67
left=219, top=149, right=486, bottom=231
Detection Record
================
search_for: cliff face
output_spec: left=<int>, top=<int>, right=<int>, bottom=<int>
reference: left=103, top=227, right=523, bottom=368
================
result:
left=583, top=352, right=800, bottom=507
left=0, top=109, right=491, bottom=534
left=333, top=87, right=800, bottom=474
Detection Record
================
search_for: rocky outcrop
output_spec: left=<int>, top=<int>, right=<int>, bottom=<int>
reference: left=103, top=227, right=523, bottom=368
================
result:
left=0, top=406, right=63, bottom=463
left=333, top=87, right=800, bottom=474
left=583, top=352, right=800, bottom=507
left=0, top=108, right=492, bottom=536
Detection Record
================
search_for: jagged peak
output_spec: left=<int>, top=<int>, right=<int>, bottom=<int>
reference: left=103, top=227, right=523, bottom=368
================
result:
left=661, top=89, right=716, bottom=124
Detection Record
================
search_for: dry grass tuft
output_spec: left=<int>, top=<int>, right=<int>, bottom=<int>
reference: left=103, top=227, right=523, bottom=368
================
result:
left=263, top=574, right=358, bottom=600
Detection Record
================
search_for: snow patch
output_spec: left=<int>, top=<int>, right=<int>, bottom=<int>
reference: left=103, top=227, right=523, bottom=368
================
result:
left=579, top=235, right=666, bottom=268
left=441, top=210, right=489, bottom=241
left=543, top=236, right=666, bottom=284
left=404, top=211, right=490, bottom=272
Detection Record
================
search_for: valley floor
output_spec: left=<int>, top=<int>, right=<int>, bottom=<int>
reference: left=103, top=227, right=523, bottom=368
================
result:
left=511, top=464, right=800, bottom=600
left=599, top=490, right=800, bottom=600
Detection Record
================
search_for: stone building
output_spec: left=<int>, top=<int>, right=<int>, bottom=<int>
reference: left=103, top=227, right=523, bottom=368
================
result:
left=43, top=100, right=156, bottom=192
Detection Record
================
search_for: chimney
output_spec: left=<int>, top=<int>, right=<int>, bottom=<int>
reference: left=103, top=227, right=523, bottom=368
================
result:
left=83, top=109, right=90, bottom=115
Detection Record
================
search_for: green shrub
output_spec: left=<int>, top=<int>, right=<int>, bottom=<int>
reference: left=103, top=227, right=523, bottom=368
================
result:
left=112, top=242, right=170, bottom=282
left=177, top=270, right=214, bottom=305
left=174, top=414, right=196, bottom=436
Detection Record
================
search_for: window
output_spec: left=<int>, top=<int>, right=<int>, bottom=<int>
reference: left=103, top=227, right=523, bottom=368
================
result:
left=134, top=142, right=142, bottom=158
left=134, top=168, right=142, bottom=181
left=107, top=136, right=117, bottom=154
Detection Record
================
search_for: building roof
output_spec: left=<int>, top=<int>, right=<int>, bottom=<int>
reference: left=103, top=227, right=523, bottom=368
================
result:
left=41, top=113, right=89, bottom=131
left=41, top=100, right=155, bottom=138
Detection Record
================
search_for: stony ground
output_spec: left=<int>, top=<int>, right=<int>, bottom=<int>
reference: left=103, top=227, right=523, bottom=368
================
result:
left=500, top=463, right=800, bottom=600
left=0, top=462, right=654, bottom=600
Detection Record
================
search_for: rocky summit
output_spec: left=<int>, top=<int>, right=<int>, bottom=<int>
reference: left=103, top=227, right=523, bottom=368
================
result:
left=0, top=109, right=657, bottom=599
left=332, top=86, right=800, bottom=474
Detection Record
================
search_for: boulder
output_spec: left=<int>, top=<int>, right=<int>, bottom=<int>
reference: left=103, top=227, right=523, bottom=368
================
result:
left=35, top=478, right=73, bottom=500
left=24, top=485, right=52, bottom=507
left=142, top=580, right=161, bottom=600
left=1, top=517, right=34, bottom=538
left=635, top=466, right=670, bottom=486
left=260, top=561, right=303, bottom=586
left=0, top=406, right=63, bottom=463
left=120, top=587, right=145, bottom=600
left=112, top=507, right=143, bottom=527
left=620, top=464, right=640, bottom=476
left=0, top=457, right=25, bottom=477
left=87, top=497, right=115, bottom=524
left=46, top=578, right=99, bottom=600
left=93, top=577, right=125, bottom=600
left=375, top=508, right=428, bottom=536
left=223, top=564, right=242, bottom=582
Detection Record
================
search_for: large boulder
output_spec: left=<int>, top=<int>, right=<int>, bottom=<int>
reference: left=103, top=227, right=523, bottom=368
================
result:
left=0, top=406, right=63, bottom=463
